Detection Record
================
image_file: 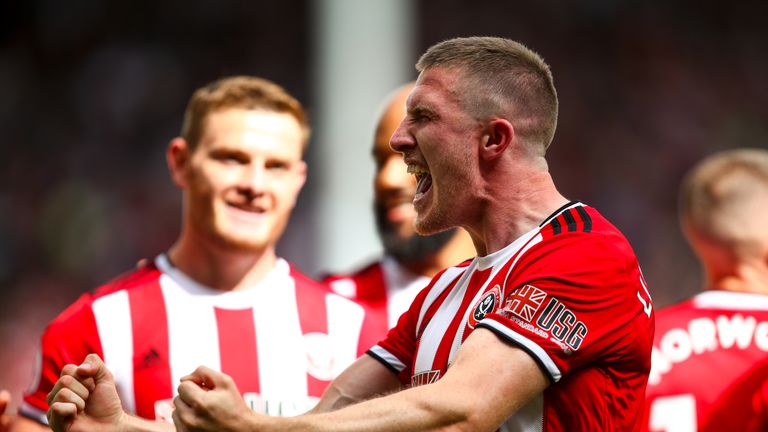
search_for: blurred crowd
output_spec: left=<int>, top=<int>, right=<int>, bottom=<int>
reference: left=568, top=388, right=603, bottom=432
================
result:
left=1, top=0, right=767, bottom=413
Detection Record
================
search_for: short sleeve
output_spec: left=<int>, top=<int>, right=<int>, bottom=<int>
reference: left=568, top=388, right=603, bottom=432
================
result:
left=477, top=233, right=651, bottom=383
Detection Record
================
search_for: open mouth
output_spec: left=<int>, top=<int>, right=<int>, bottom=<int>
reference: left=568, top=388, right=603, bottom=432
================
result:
left=407, top=165, right=432, bottom=197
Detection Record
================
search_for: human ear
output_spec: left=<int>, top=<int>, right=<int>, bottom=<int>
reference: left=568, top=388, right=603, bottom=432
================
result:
left=167, top=137, right=191, bottom=188
left=295, top=160, right=307, bottom=191
left=479, top=119, right=514, bottom=161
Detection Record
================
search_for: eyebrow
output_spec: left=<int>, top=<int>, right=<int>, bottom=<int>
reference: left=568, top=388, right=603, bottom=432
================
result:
left=208, top=144, right=244, bottom=152
left=407, top=105, right=436, bottom=118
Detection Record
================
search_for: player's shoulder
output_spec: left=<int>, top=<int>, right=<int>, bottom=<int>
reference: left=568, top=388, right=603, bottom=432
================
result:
left=91, top=258, right=162, bottom=298
left=656, top=291, right=768, bottom=327
left=533, top=202, right=637, bottom=265
left=45, top=258, right=159, bottom=336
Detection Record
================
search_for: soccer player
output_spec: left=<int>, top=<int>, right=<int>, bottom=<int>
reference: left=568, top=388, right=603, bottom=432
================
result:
left=48, top=37, right=655, bottom=432
left=8, top=76, right=364, bottom=432
left=324, top=83, right=475, bottom=354
left=643, top=148, right=768, bottom=432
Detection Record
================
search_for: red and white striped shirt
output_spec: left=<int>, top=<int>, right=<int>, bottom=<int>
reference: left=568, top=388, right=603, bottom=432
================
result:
left=643, top=291, right=768, bottom=432
left=323, top=257, right=431, bottom=355
left=21, top=255, right=364, bottom=424
left=369, top=202, right=654, bottom=431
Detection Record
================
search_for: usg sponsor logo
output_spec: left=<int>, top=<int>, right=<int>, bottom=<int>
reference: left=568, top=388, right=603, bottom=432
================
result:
left=536, top=297, right=588, bottom=351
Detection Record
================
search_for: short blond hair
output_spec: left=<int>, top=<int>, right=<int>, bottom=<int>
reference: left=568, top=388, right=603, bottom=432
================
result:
left=181, top=76, right=310, bottom=152
left=680, top=148, right=768, bottom=256
left=417, top=37, right=558, bottom=153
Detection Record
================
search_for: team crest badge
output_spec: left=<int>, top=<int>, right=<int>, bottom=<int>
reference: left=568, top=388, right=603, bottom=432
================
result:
left=468, top=284, right=501, bottom=329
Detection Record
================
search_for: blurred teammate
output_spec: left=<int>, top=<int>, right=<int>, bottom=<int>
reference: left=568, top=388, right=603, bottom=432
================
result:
left=9, top=76, right=364, bottom=431
left=49, top=36, right=654, bottom=432
left=643, top=148, right=768, bottom=431
left=324, top=83, right=475, bottom=353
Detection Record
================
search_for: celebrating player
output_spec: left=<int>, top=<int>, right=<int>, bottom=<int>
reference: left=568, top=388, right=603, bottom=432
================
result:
left=643, top=148, right=768, bottom=431
left=10, top=76, right=364, bottom=432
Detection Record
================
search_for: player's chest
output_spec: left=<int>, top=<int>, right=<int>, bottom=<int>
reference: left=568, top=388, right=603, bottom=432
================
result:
left=411, top=268, right=508, bottom=383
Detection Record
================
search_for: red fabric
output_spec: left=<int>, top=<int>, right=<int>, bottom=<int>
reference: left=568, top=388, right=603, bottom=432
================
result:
left=374, top=204, right=654, bottom=431
left=323, top=263, right=390, bottom=356
left=643, top=291, right=768, bottom=431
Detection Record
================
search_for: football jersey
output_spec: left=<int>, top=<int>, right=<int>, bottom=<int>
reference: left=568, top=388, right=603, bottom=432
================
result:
left=368, top=202, right=655, bottom=431
left=20, top=254, right=365, bottom=425
left=643, top=290, right=768, bottom=432
left=324, top=256, right=431, bottom=355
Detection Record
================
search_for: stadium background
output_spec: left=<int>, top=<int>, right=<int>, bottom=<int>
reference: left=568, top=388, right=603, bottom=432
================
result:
left=1, top=0, right=767, bottom=412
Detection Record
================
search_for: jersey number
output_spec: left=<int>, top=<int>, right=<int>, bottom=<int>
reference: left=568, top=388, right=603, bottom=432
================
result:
left=649, top=394, right=696, bottom=432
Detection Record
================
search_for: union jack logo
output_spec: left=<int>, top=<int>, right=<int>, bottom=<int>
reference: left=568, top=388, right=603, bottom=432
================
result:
left=504, top=285, right=547, bottom=322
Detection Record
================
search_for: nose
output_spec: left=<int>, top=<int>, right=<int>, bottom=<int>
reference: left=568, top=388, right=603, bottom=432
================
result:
left=238, top=163, right=266, bottom=195
left=389, top=120, right=415, bottom=154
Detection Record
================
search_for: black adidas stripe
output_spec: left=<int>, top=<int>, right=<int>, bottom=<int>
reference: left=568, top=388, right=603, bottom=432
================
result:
left=551, top=218, right=562, bottom=235
left=562, top=209, right=578, bottom=232
left=548, top=204, right=592, bottom=235
left=575, top=206, right=592, bottom=233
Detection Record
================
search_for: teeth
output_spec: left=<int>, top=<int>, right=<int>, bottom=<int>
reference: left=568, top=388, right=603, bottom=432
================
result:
left=407, top=165, right=429, bottom=175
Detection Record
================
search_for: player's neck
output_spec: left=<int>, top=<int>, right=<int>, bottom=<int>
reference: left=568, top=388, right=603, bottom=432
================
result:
left=473, top=172, right=567, bottom=256
left=708, top=261, right=768, bottom=295
left=168, top=233, right=278, bottom=292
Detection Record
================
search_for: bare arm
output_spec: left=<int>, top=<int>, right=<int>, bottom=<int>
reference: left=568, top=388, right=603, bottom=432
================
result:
left=277, top=329, right=549, bottom=431
left=175, top=328, right=549, bottom=432
left=309, top=354, right=401, bottom=413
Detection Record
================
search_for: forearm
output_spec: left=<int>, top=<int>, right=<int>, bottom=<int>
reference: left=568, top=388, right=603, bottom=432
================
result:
left=270, top=330, right=548, bottom=432
left=266, top=381, right=476, bottom=432
left=308, top=354, right=402, bottom=415
left=307, top=383, right=369, bottom=414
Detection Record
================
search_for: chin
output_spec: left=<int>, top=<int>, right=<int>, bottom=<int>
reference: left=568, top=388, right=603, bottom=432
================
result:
left=219, top=236, right=269, bottom=252
left=414, top=219, right=441, bottom=236
left=212, top=225, right=271, bottom=252
left=414, top=209, right=454, bottom=237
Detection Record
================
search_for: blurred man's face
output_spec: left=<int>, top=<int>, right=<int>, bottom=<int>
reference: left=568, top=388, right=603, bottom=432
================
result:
left=182, top=108, right=306, bottom=252
left=373, top=86, right=454, bottom=262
